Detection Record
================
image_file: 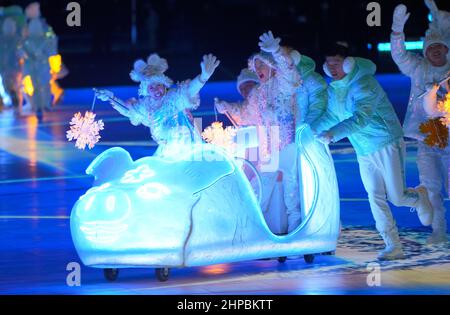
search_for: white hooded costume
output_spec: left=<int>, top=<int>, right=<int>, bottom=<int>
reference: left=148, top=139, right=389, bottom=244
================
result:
left=390, top=1, right=449, bottom=244
left=215, top=34, right=302, bottom=234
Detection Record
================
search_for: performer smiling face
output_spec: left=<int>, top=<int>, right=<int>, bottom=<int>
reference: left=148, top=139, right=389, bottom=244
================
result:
left=425, top=43, right=449, bottom=67
left=147, top=83, right=167, bottom=100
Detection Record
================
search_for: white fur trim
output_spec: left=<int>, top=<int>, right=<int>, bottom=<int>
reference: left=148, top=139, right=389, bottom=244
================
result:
left=322, top=62, right=333, bottom=78
left=129, top=53, right=172, bottom=85
left=236, top=68, right=259, bottom=91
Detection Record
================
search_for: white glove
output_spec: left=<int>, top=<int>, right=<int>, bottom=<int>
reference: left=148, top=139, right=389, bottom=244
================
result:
left=214, top=97, right=227, bottom=114
left=392, top=4, right=410, bottom=33
left=258, top=31, right=281, bottom=53
left=200, top=54, right=220, bottom=82
left=95, top=89, right=114, bottom=102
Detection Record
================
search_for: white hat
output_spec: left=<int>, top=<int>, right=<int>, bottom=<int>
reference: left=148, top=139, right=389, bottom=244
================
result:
left=424, top=0, right=450, bottom=54
left=423, top=29, right=449, bottom=55
left=130, top=53, right=173, bottom=88
left=236, top=68, right=259, bottom=92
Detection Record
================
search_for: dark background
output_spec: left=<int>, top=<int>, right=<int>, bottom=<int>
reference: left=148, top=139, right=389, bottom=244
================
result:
left=2, top=0, right=449, bottom=87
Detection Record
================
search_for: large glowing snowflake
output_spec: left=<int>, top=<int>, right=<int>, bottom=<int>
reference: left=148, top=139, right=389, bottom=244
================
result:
left=202, top=121, right=237, bottom=154
left=67, top=111, right=104, bottom=150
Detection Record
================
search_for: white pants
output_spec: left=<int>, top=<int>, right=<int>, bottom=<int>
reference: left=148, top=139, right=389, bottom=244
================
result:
left=255, top=143, right=301, bottom=234
left=357, top=140, right=419, bottom=236
left=417, top=142, right=449, bottom=233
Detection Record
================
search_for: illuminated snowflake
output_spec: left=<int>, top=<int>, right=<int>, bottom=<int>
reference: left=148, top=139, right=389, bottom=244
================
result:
left=66, top=111, right=104, bottom=150
left=202, top=121, right=237, bottom=154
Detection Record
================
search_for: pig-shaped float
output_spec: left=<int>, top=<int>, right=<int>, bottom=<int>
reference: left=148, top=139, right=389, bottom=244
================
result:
left=70, top=125, right=340, bottom=281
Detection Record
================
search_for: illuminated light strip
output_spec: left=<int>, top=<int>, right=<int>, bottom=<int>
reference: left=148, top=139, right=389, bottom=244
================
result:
left=0, top=175, right=90, bottom=185
left=0, top=216, right=69, bottom=219
left=377, top=41, right=423, bottom=52
left=2, top=197, right=449, bottom=221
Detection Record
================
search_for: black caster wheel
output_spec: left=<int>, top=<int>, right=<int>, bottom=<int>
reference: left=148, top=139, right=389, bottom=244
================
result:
left=304, top=254, right=315, bottom=264
left=155, top=268, right=170, bottom=282
left=277, top=256, right=287, bottom=263
left=104, top=268, right=119, bottom=281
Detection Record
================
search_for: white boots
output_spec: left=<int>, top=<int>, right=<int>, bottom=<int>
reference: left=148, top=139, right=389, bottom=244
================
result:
left=378, top=228, right=405, bottom=261
left=378, top=246, right=405, bottom=261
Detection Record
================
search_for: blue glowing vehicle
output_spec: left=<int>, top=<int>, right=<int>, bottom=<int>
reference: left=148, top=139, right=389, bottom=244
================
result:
left=70, top=126, right=340, bottom=282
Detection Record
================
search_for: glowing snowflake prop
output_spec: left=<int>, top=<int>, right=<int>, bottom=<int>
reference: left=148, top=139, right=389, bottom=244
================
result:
left=202, top=122, right=237, bottom=154
left=67, top=111, right=104, bottom=150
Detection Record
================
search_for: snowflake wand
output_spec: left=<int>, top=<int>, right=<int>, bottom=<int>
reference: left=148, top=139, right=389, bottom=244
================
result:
left=66, top=92, right=105, bottom=150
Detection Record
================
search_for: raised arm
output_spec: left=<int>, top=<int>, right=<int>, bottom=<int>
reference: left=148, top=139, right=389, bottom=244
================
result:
left=187, top=54, right=220, bottom=98
left=258, top=31, right=301, bottom=88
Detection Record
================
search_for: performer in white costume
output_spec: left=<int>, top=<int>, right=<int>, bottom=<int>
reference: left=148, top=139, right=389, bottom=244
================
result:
left=216, top=31, right=302, bottom=234
left=315, top=42, right=434, bottom=260
left=390, top=1, right=449, bottom=245
left=96, top=53, right=220, bottom=158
